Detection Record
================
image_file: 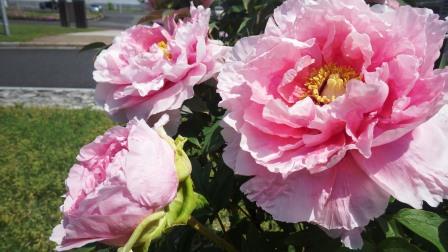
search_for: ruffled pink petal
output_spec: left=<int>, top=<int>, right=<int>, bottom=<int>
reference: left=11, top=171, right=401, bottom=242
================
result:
left=353, top=106, right=448, bottom=208
left=241, top=154, right=389, bottom=230
left=221, top=125, right=267, bottom=176
left=58, top=184, right=149, bottom=250
left=51, top=222, right=103, bottom=251
left=243, top=103, right=303, bottom=138
left=262, top=98, right=316, bottom=128
left=391, top=6, right=448, bottom=74
left=330, top=77, right=389, bottom=157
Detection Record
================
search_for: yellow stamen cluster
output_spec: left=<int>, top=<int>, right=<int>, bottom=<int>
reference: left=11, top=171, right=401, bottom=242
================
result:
left=302, top=64, right=360, bottom=104
left=157, top=41, right=172, bottom=60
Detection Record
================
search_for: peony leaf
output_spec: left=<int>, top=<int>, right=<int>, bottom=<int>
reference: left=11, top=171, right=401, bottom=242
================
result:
left=379, top=237, right=423, bottom=252
left=243, top=0, right=251, bottom=11
left=70, top=246, right=97, bottom=252
left=187, top=137, right=201, bottom=148
left=201, top=121, right=224, bottom=153
left=237, top=17, right=252, bottom=34
left=194, top=192, right=209, bottom=209
left=184, top=96, right=209, bottom=114
left=394, top=209, right=448, bottom=252
left=439, top=47, right=447, bottom=68
left=137, top=9, right=165, bottom=24
left=377, top=216, right=405, bottom=238
left=438, top=37, right=447, bottom=68
left=79, top=42, right=107, bottom=52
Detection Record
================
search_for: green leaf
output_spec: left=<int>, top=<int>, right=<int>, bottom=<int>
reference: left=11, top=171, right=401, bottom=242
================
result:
left=378, top=216, right=404, bottom=238
left=394, top=208, right=448, bottom=252
left=184, top=96, right=209, bottom=114
left=237, top=17, right=251, bottom=34
left=438, top=38, right=447, bottom=68
left=201, top=121, right=224, bottom=153
left=242, top=224, right=270, bottom=252
left=439, top=48, right=447, bottom=68
left=208, top=164, right=235, bottom=210
left=137, top=9, right=164, bottom=24
left=187, top=137, right=201, bottom=148
left=79, top=42, right=107, bottom=52
left=379, top=237, right=423, bottom=252
left=194, top=192, right=209, bottom=209
left=69, top=246, right=97, bottom=252
left=283, top=225, right=341, bottom=251
left=242, top=0, right=251, bottom=11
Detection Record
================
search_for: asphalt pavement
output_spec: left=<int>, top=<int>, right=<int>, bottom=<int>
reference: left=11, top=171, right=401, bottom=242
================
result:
left=9, top=11, right=142, bottom=29
left=92, top=12, right=142, bottom=29
left=0, top=11, right=141, bottom=89
left=0, top=47, right=98, bottom=88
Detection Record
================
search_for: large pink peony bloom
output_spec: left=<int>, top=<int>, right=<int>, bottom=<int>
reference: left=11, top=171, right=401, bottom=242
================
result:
left=50, top=119, right=178, bottom=251
left=94, top=4, right=227, bottom=122
left=218, top=0, right=448, bottom=248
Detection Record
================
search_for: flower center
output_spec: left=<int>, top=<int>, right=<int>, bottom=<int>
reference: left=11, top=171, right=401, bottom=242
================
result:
left=302, top=64, right=360, bottom=104
left=157, top=41, right=172, bottom=60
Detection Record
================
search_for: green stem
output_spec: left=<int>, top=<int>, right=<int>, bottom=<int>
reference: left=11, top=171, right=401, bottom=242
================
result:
left=187, top=216, right=238, bottom=252
left=120, top=211, right=166, bottom=252
left=141, top=217, right=167, bottom=252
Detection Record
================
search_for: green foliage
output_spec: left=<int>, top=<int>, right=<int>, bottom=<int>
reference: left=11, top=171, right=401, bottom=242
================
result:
left=0, top=106, right=114, bottom=251
left=438, top=39, right=448, bottom=68
left=210, top=0, right=283, bottom=44
left=394, top=209, right=448, bottom=252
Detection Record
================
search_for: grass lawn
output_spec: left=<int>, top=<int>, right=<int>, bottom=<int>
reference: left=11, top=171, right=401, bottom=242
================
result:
left=0, top=106, right=114, bottom=251
left=0, top=23, right=99, bottom=42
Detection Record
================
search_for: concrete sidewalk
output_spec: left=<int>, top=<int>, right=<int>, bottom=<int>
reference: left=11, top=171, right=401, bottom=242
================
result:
left=0, top=29, right=122, bottom=47
left=0, top=87, right=98, bottom=109
left=31, top=30, right=122, bottom=46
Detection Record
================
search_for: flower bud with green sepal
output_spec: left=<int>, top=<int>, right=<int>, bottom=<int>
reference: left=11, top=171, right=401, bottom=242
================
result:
left=118, top=128, right=206, bottom=252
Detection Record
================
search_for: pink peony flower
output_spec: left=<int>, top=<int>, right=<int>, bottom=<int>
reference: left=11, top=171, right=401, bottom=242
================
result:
left=94, top=4, right=227, bottom=123
left=50, top=119, right=178, bottom=251
left=218, top=0, right=448, bottom=248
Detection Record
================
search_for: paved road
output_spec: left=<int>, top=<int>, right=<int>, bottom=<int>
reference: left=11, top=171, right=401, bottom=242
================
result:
left=0, top=48, right=98, bottom=88
left=10, top=11, right=143, bottom=29
left=92, top=12, right=143, bottom=29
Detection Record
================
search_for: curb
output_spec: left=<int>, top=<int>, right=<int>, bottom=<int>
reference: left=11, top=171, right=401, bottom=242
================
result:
left=0, top=42, right=86, bottom=49
left=0, top=86, right=100, bottom=109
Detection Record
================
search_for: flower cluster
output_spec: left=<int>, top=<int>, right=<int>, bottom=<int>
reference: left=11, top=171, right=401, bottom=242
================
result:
left=94, top=4, right=227, bottom=123
left=51, top=0, right=448, bottom=251
left=52, top=4, right=225, bottom=251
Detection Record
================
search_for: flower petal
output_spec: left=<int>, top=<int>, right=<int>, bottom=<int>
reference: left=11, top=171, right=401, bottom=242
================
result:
left=241, top=154, right=389, bottom=230
left=124, top=119, right=178, bottom=209
left=353, top=106, right=448, bottom=208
